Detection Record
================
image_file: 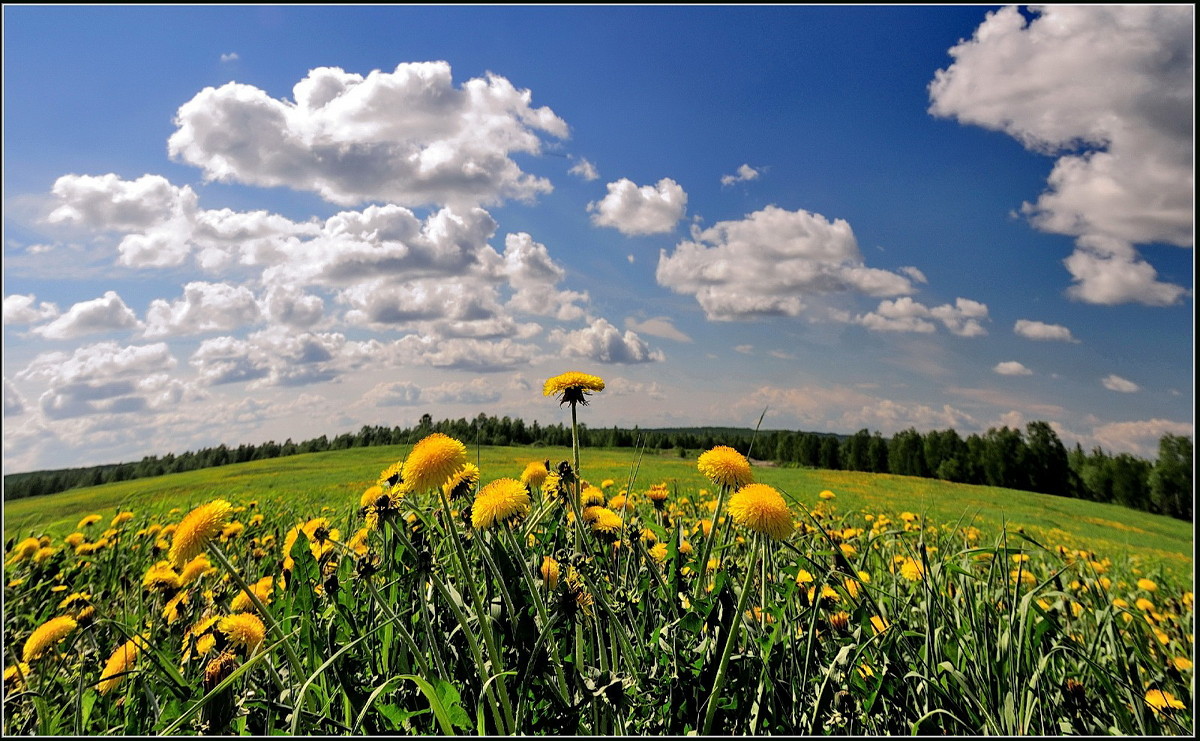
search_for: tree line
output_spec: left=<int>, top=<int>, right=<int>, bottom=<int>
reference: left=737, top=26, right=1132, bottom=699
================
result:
left=1, top=414, right=1191, bottom=521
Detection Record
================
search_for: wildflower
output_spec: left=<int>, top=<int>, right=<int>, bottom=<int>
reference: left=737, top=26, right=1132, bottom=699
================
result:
left=697, top=446, right=753, bottom=488
left=4, top=662, right=32, bottom=694
left=1171, top=656, right=1192, bottom=672
left=230, top=576, right=275, bottom=612
left=898, top=557, right=925, bottom=582
left=1135, top=597, right=1155, bottom=612
left=181, top=616, right=221, bottom=663
left=143, top=561, right=182, bottom=593
left=647, top=483, right=669, bottom=510
left=221, top=522, right=245, bottom=540
left=169, top=500, right=233, bottom=569
left=443, top=463, right=481, bottom=501
left=829, top=611, right=850, bottom=631
left=180, top=554, right=213, bottom=586
left=649, top=543, right=669, bottom=562
left=520, top=461, right=549, bottom=489
left=204, top=650, right=239, bottom=691
left=695, top=519, right=714, bottom=538
left=580, top=485, right=606, bottom=508
left=219, top=613, right=265, bottom=653
left=403, top=433, right=469, bottom=493
left=857, top=663, right=874, bottom=678
left=818, top=490, right=836, bottom=500
left=678, top=539, right=693, bottom=556
left=839, top=543, right=857, bottom=557
left=589, top=507, right=625, bottom=543
left=78, top=514, right=102, bottom=529
left=98, top=636, right=142, bottom=694
left=163, top=591, right=189, bottom=624
left=540, top=557, right=560, bottom=589
left=869, top=615, right=890, bottom=635
left=377, top=461, right=404, bottom=490
left=58, top=592, right=92, bottom=611
left=640, top=527, right=658, bottom=545
left=608, top=493, right=628, bottom=511
left=472, top=478, right=531, bottom=529
left=1137, top=578, right=1158, bottom=592
left=9, top=537, right=40, bottom=563
left=1144, top=689, right=1185, bottom=713
left=33, top=546, right=57, bottom=563
left=64, top=532, right=86, bottom=547
left=23, top=615, right=77, bottom=661
left=843, top=578, right=860, bottom=599
left=726, top=483, right=792, bottom=540
left=75, top=606, right=96, bottom=628
left=110, top=512, right=135, bottom=528
left=796, top=569, right=814, bottom=585
left=543, top=371, right=606, bottom=406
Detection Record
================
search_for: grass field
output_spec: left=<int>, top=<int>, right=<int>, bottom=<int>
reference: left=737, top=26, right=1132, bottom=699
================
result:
left=3, top=438, right=1193, bottom=734
left=6, top=444, right=1192, bottom=578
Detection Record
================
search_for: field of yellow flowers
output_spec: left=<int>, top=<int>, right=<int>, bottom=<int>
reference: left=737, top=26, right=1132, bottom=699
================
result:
left=3, top=372, right=1193, bottom=734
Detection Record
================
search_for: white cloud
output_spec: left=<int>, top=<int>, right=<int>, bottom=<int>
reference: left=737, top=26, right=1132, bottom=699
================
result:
left=720, top=164, right=759, bottom=186
left=994, top=361, right=1033, bottom=376
left=736, top=384, right=975, bottom=434
left=657, top=206, right=913, bottom=320
left=189, top=328, right=372, bottom=388
left=3, top=377, right=25, bottom=417
left=168, top=62, right=568, bottom=208
left=220, top=52, right=239, bottom=63
left=361, top=381, right=423, bottom=407
left=734, top=344, right=754, bottom=355
left=624, top=316, right=692, bottom=343
left=899, top=266, right=928, bottom=284
left=143, top=282, right=262, bottom=338
left=15, top=341, right=186, bottom=420
left=854, top=296, right=988, bottom=337
left=32, top=291, right=142, bottom=340
left=929, top=5, right=1193, bottom=305
left=568, top=157, right=599, bottom=181
left=1091, top=418, right=1192, bottom=457
left=3, top=294, right=59, bottom=325
left=1101, top=374, right=1140, bottom=393
left=548, top=317, right=665, bottom=364
left=424, top=378, right=503, bottom=405
left=588, top=178, right=687, bottom=235
left=387, top=335, right=539, bottom=372
left=1013, top=319, right=1078, bottom=343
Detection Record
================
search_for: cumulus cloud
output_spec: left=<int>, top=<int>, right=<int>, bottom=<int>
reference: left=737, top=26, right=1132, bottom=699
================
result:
left=220, top=52, right=239, bottom=63
left=1101, top=374, right=1140, bottom=393
left=994, top=361, right=1033, bottom=376
left=361, top=381, right=423, bottom=407
left=929, top=5, right=1193, bottom=306
left=624, top=316, right=692, bottom=343
left=189, top=328, right=372, bottom=388
left=720, top=164, right=760, bottom=186
left=3, top=294, right=59, bottom=325
left=3, top=377, right=25, bottom=417
left=737, top=384, right=975, bottom=434
left=31, top=291, right=142, bottom=340
left=548, top=317, right=665, bottom=364
left=387, top=335, right=539, bottom=372
left=15, top=341, right=188, bottom=420
left=1013, top=319, right=1078, bottom=343
left=1091, top=418, right=1192, bottom=457
left=657, top=206, right=913, bottom=320
left=168, top=61, right=568, bottom=208
left=568, top=157, right=599, bottom=181
left=143, top=282, right=262, bottom=338
left=899, top=266, right=928, bottom=284
left=424, top=378, right=503, bottom=405
left=588, top=178, right=687, bottom=235
left=854, top=296, right=988, bottom=337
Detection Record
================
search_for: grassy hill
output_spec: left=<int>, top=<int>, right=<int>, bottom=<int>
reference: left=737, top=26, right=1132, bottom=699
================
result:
left=4, top=444, right=1191, bottom=579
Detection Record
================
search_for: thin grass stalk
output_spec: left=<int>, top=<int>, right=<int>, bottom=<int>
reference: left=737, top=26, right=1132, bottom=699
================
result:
left=701, top=534, right=761, bottom=735
left=694, top=482, right=730, bottom=601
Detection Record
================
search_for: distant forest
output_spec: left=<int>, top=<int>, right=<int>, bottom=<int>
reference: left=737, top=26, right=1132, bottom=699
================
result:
left=2, top=414, right=1192, bottom=521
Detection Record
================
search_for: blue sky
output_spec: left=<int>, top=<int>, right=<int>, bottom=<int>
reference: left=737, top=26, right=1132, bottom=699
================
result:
left=3, top=5, right=1193, bottom=473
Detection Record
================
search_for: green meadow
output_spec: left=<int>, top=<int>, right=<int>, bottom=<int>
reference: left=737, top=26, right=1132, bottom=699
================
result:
left=6, top=444, right=1191, bottom=579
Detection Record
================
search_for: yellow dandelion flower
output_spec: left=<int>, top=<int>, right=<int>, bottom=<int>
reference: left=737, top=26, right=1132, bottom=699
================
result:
left=899, top=557, right=925, bottom=582
left=1137, top=578, right=1158, bottom=592
left=169, top=500, right=232, bottom=569
left=519, top=461, right=550, bottom=489
left=543, top=371, right=606, bottom=406
left=829, top=611, right=850, bottom=631
left=230, top=576, right=275, bottom=613
left=109, top=512, right=135, bottom=528
left=649, top=543, right=669, bottom=562
left=4, top=662, right=32, bottom=693
left=589, top=507, right=624, bottom=541
left=63, top=532, right=86, bottom=548
left=1136, top=597, right=1155, bottom=612
left=840, top=543, right=857, bottom=557
left=179, top=554, right=213, bottom=586
left=443, top=463, right=481, bottom=501
left=796, top=569, right=814, bottom=585
left=402, top=433, right=468, bottom=493
left=869, top=615, right=890, bottom=635
left=725, top=483, right=792, bottom=540
left=818, top=489, right=837, bottom=501
left=57, top=592, right=91, bottom=611
left=1145, top=689, right=1185, bottom=713
left=98, top=636, right=142, bottom=694
left=219, top=613, right=265, bottom=652
left=163, top=590, right=189, bottom=624
left=857, top=663, right=875, bottom=678
left=1171, top=656, right=1192, bottom=672
left=844, top=578, right=860, bottom=599
left=377, top=461, right=404, bottom=490
left=678, top=539, right=693, bottom=556
left=697, top=446, right=753, bottom=488
left=23, top=615, right=78, bottom=661
left=472, top=478, right=531, bottom=529
left=579, top=485, right=606, bottom=508
left=77, top=514, right=102, bottom=529
left=9, top=537, right=41, bottom=563
left=32, top=546, right=56, bottom=563
left=143, top=561, right=182, bottom=592
left=540, top=557, right=560, bottom=589
left=608, top=493, right=628, bottom=511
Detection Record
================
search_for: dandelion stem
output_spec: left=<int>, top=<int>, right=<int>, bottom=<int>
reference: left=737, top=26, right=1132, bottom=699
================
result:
left=702, top=535, right=760, bottom=735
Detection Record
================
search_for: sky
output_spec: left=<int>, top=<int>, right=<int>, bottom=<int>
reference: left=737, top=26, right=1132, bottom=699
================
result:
left=2, top=5, right=1194, bottom=474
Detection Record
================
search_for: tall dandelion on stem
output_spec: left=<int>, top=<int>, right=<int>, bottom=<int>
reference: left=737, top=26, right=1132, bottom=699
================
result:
left=694, top=445, right=752, bottom=598
left=543, top=371, right=605, bottom=551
